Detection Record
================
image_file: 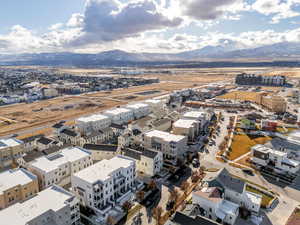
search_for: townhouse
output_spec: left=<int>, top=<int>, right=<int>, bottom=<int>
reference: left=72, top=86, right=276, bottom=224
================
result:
left=103, top=108, right=134, bottom=125
left=192, top=187, right=239, bottom=225
left=28, top=147, right=92, bottom=190
left=143, top=130, right=188, bottom=166
left=203, top=168, right=262, bottom=214
left=71, top=155, right=140, bottom=223
left=125, top=103, right=151, bottom=119
left=0, top=185, right=80, bottom=225
left=0, top=138, right=24, bottom=169
left=122, top=148, right=163, bottom=177
left=173, top=119, right=200, bottom=141
left=0, top=168, right=39, bottom=209
left=76, top=114, right=111, bottom=135
left=251, top=144, right=300, bottom=175
left=19, top=134, right=44, bottom=152
left=83, top=144, right=119, bottom=161
left=183, top=110, right=210, bottom=131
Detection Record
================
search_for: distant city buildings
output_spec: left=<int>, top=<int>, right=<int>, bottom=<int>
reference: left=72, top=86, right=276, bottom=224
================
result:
left=235, top=73, right=286, bottom=86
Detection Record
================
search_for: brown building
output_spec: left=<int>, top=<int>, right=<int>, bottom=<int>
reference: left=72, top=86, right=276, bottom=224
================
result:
left=256, top=93, right=287, bottom=113
left=0, top=138, right=24, bottom=169
left=0, top=168, right=39, bottom=209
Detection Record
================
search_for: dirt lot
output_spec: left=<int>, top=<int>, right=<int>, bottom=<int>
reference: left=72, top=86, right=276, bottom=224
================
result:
left=218, top=91, right=260, bottom=102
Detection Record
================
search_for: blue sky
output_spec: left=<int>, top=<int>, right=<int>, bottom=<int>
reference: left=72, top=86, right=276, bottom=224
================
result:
left=0, top=0, right=300, bottom=54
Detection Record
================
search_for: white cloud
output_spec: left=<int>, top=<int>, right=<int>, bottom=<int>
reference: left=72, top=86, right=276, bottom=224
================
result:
left=252, top=0, right=300, bottom=23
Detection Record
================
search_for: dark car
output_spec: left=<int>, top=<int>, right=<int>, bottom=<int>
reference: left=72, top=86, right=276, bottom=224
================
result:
left=242, top=169, right=254, bottom=176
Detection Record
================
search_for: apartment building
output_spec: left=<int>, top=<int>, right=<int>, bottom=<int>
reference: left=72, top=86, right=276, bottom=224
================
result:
left=71, top=156, right=139, bottom=223
left=19, top=134, right=44, bottom=152
left=28, top=147, right=92, bottom=190
left=183, top=110, right=210, bottom=131
left=0, top=138, right=24, bottom=169
left=76, top=114, right=111, bottom=134
left=0, top=168, right=39, bottom=209
left=265, top=130, right=300, bottom=160
left=192, top=187, right=239, bottom=225
left=103, top=108, right=134, bottom=125
left=125, top=103, right=151, bottom=119
left=173, top=119, right=200, bottom=141
left=122, top=148, right=163, bottom=177
left=251, top=144, right=300, bottom=175
left=256, top=94, right=287, bottom=113
left=83, top=144, right=119, bottom=161
left=143, top=130, right=188, bottom=165
left=36, top=136, right=61, bottom=151
left=0, top=185, right=80, bottom=225
left=144, top=99, right=164, bottom=111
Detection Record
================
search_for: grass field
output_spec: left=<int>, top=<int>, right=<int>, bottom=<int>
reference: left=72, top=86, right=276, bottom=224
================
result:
left=219, top=91, right=259, bottom=102
left=228, top=134, right=272, bottom=161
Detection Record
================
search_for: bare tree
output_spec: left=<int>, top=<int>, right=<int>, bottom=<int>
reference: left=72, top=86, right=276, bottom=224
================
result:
left=147, top=180, right=157, bottom=190
left=136, top=190, right=145, bottom=202
left=122, top=201, right=133, bottom=213
left=152, top=206, right=163, bottom=225
left=180, top=181, right=190, bottom=196
left=106, top=215, right=117, bottom=225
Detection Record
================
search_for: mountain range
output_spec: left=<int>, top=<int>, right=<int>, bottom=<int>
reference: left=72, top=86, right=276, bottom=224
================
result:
left=1, top=41, right=300, bottom=67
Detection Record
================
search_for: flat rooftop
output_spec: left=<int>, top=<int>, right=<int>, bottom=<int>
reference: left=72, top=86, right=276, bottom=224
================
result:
left=144, top=99, right=161, bottom=104
left=145, top=130, right=186, bottom=142
left=104, top=107, right=133, bottom=115
left=0, top=185, right=75, bottom=225
left=30, top=147, right=91, bottom=173
left=126, top=103, right=149, bottom=109
left=183, top=111, right=207, bottom=119
left=173, top=119, right=198, bottom=129
left=73, top=155, right=134, bottom=184
left=0, top=138, right=23, bottom=149
left=0, top=169, right=37, bottom=194
left=77, top=114, right=109, bottom=123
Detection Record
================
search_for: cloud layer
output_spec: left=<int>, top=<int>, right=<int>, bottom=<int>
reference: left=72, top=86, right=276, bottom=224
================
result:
left=0, top=0, right=300, bottom=54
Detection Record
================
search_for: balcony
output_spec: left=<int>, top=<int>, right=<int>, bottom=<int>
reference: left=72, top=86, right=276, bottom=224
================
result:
left=116, top=190, right=132, bottom=204
left=95, top=203, right=113, bottom=215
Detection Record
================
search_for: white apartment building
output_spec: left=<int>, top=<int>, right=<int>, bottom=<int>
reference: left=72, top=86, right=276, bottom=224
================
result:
left=183, top=110, right=210, bottom=130
left=143, top=130, right=188, bottom=165
left=0, top=185, right=80, bottom=225
left=71, top=156, right=139, bottom=223
left=103, top=108, right=134, bottom=125
left=252, top=144, right=300, bottom=175
left=192, top=187, right=239, bottom=225
left=144, top=99, right=164, bottom=111
left=122, top=148, right=163, bottom=177
left=76, top=114, right=111, bottom=134
left=28, top=146, right=92, bottom=190
left=125, top=103, right=151, bottom=119
left=173, top=119, right=200, bottom=141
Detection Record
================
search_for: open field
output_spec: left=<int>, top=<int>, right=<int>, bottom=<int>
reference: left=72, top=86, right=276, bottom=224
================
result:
left=228, top=134, right=272, bottom=161
left=218, top=91, right=259, bottom=102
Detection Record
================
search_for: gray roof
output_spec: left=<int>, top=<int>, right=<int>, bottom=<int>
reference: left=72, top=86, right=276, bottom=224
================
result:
left=83, top=144, right=118, bottom=152
left=265, top=138, right=300, bottom=152
left=61, top=129, right=78, bottom=137
left=123, top=148, right=141, bottom=160
left=212, top=168, right=245, bottom=194
left=142, top=149, right=158, bottom=159
left=37, top=137, right=53, bottom=145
